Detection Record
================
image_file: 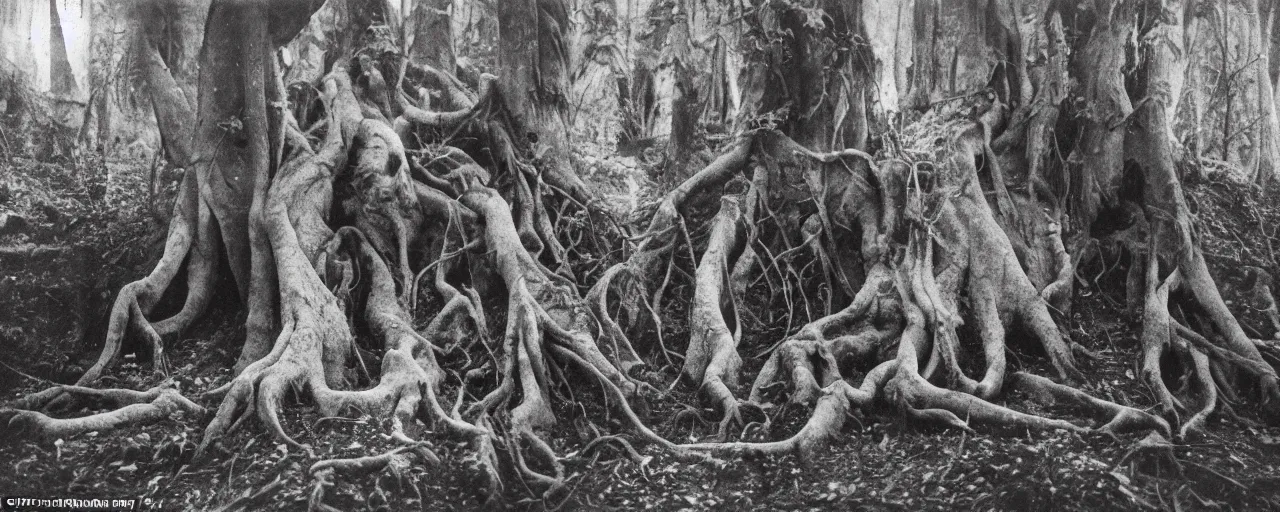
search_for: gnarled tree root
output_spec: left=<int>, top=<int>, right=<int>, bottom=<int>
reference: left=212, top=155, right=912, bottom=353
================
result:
left=5, top=382, right=203, bottom=439
left=586, top=137, right=752, bottom=346
left=682, top=196, right=750, bottom=440
left=79, top=169, right=218, bottom=386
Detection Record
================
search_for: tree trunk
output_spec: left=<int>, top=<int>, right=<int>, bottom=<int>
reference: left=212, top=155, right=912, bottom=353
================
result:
left=14, top=0, right=1280, bottom=507
left=497, top=0, right=591, bottom=203
left=1251, top=0, right=1279, bottom=184
left=48, top=0, right=78, bottom=98
left=666, top=5, right=696, bottom=175
left=409, top=0, right=455, bottom=72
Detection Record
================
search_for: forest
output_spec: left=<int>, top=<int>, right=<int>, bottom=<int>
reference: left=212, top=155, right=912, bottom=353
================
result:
left=2, top=0, right=1280, bottom=509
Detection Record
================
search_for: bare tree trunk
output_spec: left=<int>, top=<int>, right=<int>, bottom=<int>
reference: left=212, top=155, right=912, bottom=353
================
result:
left=48, top=0, right=78, bottom=98
left=666, top=5, right=695, bottom=174
left=1272, top=0, right=1279, bottom=116
left=1252, top=0, right=1280, bottom=185
left=409, top=0, right=455, bottom=72
left=497, top=0, right=592, bottom=203
left=80, top=0, right=113, bottom=151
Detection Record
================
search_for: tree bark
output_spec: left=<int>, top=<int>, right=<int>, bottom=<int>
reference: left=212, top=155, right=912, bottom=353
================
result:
left=409, top=0, right=455, bottom=72
left=497, top=0, right=592, bottom=203
left=1251, top=0, right=1279, bottom=184
left=48, top=0, right=78, bottom=98
left=15, top=0, right=1280, bottom=506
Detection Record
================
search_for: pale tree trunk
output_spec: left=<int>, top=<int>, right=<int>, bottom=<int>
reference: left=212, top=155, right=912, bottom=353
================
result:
left=1251, top=0, right=1279, bottom=185
left=666, top=4, right=695, bottom=171
left=48, top=0, right=77, bottom=98
left=906, top=0, right=998, bottom=109
left=80, top=0, right=112, bottom=151
left=862, top=0, right=914, bottom=116
left=1272, top=0, right=1279, bottom=117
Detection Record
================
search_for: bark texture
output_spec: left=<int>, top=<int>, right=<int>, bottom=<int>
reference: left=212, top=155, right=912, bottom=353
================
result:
left=9, top=0, right=1280, bottom=507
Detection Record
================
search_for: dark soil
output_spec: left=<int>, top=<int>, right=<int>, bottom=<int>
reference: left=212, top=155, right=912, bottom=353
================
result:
left=3, top=158, right=1280, bottom=511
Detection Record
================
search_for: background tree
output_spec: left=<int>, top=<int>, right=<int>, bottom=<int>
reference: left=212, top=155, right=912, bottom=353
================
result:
left=4, top=0, right=1280, bottom=509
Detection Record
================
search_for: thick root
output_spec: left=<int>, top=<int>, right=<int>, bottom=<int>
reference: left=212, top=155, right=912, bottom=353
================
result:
left=309, top=445, right=433, bottom=476
left=683, top=196, right=748, bottom=438
left=6, top=383, right=203, bottom=440
left=1011, top=372, right=1170, bottom=437
left=587, top=137, right=752, bottom=341
left=79, top=170, right=210, bottom=384
left=201, top=79, right=364, bottom=453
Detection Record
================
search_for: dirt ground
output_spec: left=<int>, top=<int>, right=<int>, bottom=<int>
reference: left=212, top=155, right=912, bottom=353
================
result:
left=3, top=156, right=1280, bottom=511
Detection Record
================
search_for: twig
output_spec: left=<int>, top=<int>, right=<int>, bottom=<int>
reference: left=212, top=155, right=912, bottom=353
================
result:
left=209, top=475, right=286, bottom=512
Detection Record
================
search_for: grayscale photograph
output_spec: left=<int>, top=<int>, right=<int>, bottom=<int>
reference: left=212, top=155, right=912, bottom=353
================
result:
left=1, top=0, right=1279, bottom=509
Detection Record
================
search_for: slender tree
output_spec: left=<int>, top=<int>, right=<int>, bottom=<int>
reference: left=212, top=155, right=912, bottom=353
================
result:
left=47, top=0, right=77, bottom=98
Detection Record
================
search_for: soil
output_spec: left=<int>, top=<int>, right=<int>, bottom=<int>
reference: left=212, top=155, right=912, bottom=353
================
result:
left=2, top=157, right=1280, bottom=511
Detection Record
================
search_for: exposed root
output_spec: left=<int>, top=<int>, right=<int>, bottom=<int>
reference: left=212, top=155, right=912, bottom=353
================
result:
left=393, top=73, right=495, bottom=138
left=587, top=136, right=752, bottom=340
left=580, top=435, right=653, bottom=470
left=1140, top=257, right=1182, bottom=420
left=309, top=445, right=432, bottom=476
left=681, top=362, right=895, bottom=460
left=79, top=170, right=214, bottom=384
left=751, top=263, right=899, bottom=405
left=1011, top=372, right=1170, bottom=437
left=305, top=445, right=431, bottom=512
left=1178, top=344, right=1216, bottom=439
left=201, top=69, right=366, bottom=454
left=885, top=255, right=1082, bottom=434
left=459, top=185, right=645, bottom=428
left=25, top=4, right=1280, bottom=506
left=5, top=382, right=204, bottom=439
left=683, top=196, right=749, bottom=439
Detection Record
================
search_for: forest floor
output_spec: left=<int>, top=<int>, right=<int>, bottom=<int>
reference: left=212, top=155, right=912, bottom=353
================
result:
left=3, top=151, right=1280, bottom=511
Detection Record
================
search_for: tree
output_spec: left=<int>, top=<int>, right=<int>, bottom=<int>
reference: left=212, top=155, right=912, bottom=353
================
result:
left=408, top=0, right=455, bottom=72
left=7, top=0, right=1280, bottom=507
left=47, top=0, right=77, bottom=99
